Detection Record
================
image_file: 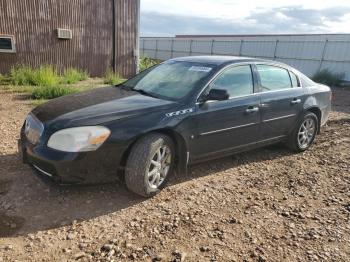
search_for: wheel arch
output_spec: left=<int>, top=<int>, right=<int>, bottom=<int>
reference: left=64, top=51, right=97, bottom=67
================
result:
left=119, top=128, right=189, bottom=174
left=305, top=106, right=322, bottom=134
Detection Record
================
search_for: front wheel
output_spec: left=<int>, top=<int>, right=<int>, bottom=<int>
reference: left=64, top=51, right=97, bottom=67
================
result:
left=125, top=133, right=175, bottom=197
left=286, top=112, right=318, bottom=152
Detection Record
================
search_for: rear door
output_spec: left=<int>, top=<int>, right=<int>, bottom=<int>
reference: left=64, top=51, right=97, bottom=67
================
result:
left=255, top=64, right=306, bottom=140
left=190, top=64, right=261, bottom=160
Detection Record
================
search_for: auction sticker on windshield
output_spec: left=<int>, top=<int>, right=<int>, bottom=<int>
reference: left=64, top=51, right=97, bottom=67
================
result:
left=189, top=66, right=213, bottom=72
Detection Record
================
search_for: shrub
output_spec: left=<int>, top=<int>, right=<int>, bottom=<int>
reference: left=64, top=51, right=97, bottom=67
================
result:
left=31, top=65, right=60, bottom=87
left=139, top=56, right=160, bottom=72
left=0, top=73, right=10, bottom=85
left=61, top=68, right=89, bottom=84
left=10, top=65, right=61, bottom=87
left=103, top=68, right=125, bottom=85
left=312, top=69, right=344, bottom=87
left=31, top=86, right=78, bottom=99
left=10, top=65, right=35, bottom=85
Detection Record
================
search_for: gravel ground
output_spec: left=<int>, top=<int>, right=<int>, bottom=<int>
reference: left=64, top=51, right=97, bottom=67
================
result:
left=0, top=88, right=349, bottom=262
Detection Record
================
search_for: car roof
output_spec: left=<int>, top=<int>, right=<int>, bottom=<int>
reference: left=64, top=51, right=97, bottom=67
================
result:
left=169, top=55, right=289, bottom=67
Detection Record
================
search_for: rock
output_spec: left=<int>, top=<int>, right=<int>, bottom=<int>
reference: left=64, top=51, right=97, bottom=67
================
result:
left=66, top=233, right=75, bottom=240
left=107, top=249, right=115, bottom=257
left=228, top=217, right=237, bottom=224
left=172, top=250, right=186, bottom=261
left=63, top=248, right=72, bottom=253
left=102, top=244, right=114, bottom=251
left=4, top=245, right=13, bottom=251
left=73, top=252, right=86, bottom=260
left=109, top=239, right=118, bottom=244
left=200, top=246, right=210, bottom=252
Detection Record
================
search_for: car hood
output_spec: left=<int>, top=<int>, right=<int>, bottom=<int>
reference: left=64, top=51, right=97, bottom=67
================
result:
left=31, top=86, right=175, bottom=127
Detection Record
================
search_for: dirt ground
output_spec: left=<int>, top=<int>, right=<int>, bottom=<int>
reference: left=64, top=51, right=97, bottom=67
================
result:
left=0, top=88, right=349, bottom=262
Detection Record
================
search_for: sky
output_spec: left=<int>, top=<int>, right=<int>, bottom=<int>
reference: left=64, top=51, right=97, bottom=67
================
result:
left=140, top=0, right=350, bottom=36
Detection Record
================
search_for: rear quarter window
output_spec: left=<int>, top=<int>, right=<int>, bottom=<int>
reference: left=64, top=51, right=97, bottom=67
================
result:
left=299, top=74, right=315, bottom=87
left=289, top=71, right=300, bottom=87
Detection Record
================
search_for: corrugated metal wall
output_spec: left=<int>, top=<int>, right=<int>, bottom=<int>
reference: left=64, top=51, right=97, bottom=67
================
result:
left=115, top=0, right=139, bottom=78
left=0, top=0, right=139, bottom=77
left=141, top=37, right=350, bottom=81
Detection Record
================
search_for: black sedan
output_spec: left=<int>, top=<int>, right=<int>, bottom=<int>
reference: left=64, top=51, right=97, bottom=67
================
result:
left=19, top=56, right=332, bottom=197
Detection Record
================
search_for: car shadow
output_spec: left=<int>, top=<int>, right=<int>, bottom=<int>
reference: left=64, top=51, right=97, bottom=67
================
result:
left=0, top=144, right=294, bottom=238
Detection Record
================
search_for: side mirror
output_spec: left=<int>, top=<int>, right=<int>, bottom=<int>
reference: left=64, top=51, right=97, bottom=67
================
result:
left=205, top=89, right=229, bottom=101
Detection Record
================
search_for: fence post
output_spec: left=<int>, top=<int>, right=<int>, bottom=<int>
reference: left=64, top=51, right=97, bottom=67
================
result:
left=239, top=40, right=244, bottom=56
left=155, top=39, right=159, bottom=60
left=273, top=40, right=279, bottom=60
left=189, top=39, right=193, bottom=56
left=170, top=38, right=174, bottom=58
left=210, top=39, right=215, bottom=55
left=318, top=39, right=328, bottom=72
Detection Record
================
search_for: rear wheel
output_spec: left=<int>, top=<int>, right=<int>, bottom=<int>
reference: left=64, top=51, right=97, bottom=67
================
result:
left=286, top=112, right=318, bottom=152
left=125, top=133, right=175, bottom=197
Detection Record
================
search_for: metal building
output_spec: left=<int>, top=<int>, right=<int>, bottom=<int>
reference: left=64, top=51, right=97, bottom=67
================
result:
left=0, top=0, right=140, bottom=77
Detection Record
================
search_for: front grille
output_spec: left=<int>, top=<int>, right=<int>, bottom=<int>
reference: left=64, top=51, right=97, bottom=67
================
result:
left=24, top=113, right=44, bottom=145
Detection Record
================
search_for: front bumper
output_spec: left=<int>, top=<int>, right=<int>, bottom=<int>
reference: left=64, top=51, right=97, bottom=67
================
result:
left=19, top=136, right=127, bottom=185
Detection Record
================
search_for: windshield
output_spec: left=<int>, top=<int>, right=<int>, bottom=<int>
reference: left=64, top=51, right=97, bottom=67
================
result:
left=122, top=61, right=216, bottom=100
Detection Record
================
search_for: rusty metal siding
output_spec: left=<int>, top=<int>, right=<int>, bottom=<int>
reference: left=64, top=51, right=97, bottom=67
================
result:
left=115, top=0, right=138, bottom=78
left=0, top=0, right=138, bottom=77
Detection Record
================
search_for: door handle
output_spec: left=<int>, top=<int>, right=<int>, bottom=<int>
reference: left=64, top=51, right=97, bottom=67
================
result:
left=246, top=106, right=259, bottom=113
left=291, top=98, right=301, bottom=105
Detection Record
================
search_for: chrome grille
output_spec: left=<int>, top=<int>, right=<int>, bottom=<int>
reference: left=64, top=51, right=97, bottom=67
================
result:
left=24, top=113, right=44, bottom=144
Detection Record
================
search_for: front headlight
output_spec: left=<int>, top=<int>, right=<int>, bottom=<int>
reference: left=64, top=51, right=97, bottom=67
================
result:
left=47, top=126, right=111, bottom=152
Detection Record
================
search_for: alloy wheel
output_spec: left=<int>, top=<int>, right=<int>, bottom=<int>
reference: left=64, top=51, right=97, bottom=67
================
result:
left=297, top=118, right=316, bottom=149
left=147, top=145, right=172, bottom=189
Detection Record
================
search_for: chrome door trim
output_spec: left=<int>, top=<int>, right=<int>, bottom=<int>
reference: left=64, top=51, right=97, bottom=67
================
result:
left=194, top=135, right=287, bottom=160
left=200, top=122, right=258, bottom=136
left=263, top=114, right=296, bottom=123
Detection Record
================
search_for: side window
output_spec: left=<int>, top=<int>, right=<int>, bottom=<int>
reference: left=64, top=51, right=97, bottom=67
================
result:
left=209, top=65, right=253, bottom=97
left=289, top=71, right=300, bottom=87
left=256, top=65, right=292, bottom=91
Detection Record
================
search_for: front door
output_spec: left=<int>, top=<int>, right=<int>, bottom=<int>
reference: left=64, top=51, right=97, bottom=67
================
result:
left=189, top=64, right=261, bottom=160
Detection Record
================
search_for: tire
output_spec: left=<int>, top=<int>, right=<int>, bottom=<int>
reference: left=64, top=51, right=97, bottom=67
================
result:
left=125, top=133, right=175, bottom=197
left=286, top=112, right=318, bottom=152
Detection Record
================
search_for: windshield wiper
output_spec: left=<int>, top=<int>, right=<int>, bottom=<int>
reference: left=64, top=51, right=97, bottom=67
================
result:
left=133, top=89, right=159, bottom=99
left=119, top=84, right=158, bottom=98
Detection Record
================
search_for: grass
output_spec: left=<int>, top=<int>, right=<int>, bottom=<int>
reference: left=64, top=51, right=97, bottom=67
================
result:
left=1, top=65, right=97, bottom=101
left=312, top=69, right=345, bottom=87
left=32, top=65, right=61, bottom=87
left=30, top=99, right=49, bottom=106
left=2, top=65, right=132, bottom=102
left=31, top=85, right=79, bottom=99
left=9, top=65, right=90, bottom=87
left=139, top=56, right=160, bottom=72
left=61, top=68, right=89, bottom=84
left=103, top=68, right=126, bottom=85
left=10, top=65, right=60, bottom=87
left=10, top=66, right=35, bottom=85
